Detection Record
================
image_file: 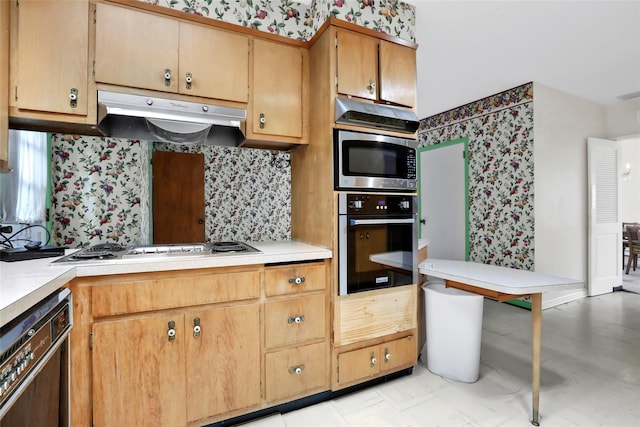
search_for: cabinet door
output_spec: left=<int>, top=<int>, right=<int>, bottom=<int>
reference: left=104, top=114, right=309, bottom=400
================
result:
left=0, top=1, right=8, bottom=169
left=185, top=304, right=261, bottom=422
left=179, top=23, right=248, bottom=102
left=380, top=335, right=416, bottom=373
left=92, top=315, right=187, bottom=427
left=16, top=0, right=88, bottom=115
left=95, top=3, right=179, bottom=93
left=336, top=345, right=380, bottom=385
left=379, top=40, right=416, bottom=108
left=251, top=39, right=303, bottom=138
left=336, top=30, right=378, bottom=101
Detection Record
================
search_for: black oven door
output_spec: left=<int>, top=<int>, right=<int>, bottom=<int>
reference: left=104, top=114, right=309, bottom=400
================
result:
left=338, top=214, right=418, bottom=295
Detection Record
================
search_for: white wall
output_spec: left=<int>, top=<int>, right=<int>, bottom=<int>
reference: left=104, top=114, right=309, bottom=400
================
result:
left=533, top=83, right=606, bottom=305
left=606, top=98, right=640, bottom=138
left=414, top=1, right=639, bottom=119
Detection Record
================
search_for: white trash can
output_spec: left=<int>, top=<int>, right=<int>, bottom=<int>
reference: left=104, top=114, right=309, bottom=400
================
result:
left=423, top=280, right=484, bottom=383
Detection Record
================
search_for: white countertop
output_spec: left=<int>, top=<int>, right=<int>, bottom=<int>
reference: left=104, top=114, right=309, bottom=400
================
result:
left=419, top=258, right=584, bottom=294
left=370, top=251, right=413, bottom=271
left=0, top=240, right=331, bottom=328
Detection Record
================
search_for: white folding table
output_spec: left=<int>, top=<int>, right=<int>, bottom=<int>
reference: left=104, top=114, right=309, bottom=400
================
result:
left=418, top=259, right=584, bottom=426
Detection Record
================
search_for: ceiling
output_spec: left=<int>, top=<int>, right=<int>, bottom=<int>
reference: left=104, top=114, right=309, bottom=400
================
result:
left=413, top=0, right=640, bottom=118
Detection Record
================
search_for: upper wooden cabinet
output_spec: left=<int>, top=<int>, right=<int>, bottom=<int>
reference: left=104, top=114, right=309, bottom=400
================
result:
left=12, top=0, right=89, bottom=116
left=245, top=38, right=308, bottom=147
left=0, top=1, right=9, bottom=170
left=336, top=29, right=416, bottom=108
left=95, top=2, right=249, bottom=103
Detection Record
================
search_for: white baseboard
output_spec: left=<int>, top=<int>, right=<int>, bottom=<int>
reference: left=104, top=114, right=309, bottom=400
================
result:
left=542, top=289, right=587, bottom=310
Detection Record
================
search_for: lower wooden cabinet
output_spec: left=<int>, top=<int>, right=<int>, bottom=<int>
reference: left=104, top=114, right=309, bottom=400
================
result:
left=90, top=291, right=261, bottom=427
left=335, top=335, right=416, bottom=388
left=68, top=260, right=330, bottom=427
left=262, top=261, right=331, bottom=403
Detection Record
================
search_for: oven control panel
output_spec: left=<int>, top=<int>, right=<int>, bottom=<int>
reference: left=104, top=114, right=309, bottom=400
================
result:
left=0, top=290, right=72, bottom=413
left=341, top=193, right=416, bottom=215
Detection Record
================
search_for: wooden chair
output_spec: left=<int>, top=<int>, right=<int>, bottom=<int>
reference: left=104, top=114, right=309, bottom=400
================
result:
left=622, top=222, right=639, bottom=269
left=625, top=225, right=640, bottom=274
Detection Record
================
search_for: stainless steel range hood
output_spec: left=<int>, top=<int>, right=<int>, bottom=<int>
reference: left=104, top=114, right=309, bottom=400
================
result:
left=97, top=91, right=246, bottom=146
left=335, top=98, right=420, bottom=134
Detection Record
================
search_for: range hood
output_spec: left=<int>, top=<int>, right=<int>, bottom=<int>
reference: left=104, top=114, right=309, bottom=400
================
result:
left=335, top=98, right=420, bottom=134
left=97, top=91, right=246, bottom=146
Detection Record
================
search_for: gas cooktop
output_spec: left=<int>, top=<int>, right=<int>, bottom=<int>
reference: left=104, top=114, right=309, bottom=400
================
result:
left=51, top=241, right=261, bottom=264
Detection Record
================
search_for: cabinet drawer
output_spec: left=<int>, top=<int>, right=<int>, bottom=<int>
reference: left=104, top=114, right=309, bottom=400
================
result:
left=92, top=270, right=260, bottom=316
left=264, top=263, right=325, bottom=296
left=265, top=342, right=327, bottom=402
left=264, top=294, right=325, bottom=349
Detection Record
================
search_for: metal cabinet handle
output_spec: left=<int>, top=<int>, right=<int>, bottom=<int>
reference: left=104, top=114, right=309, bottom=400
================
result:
left=288, top=365, right=305, bottom=375
left=69, top=88, right=78, bottom=108
left=288, top=276, right=305, bottom=285
left=367, top=78, right=376, bottom=94
left=288, top=315, right=305, bottom=324
left=164, top=69, right=172, bottom=87
left=185, top=72, right=193, bottom=89
left=167, top=320, right=176, bottom=342
left=193, top=317, right=201, bottom=338
left=259, top=113, right=266, bottom=128
left=370, top=356, right=377, bottom=366
left=384, top=348, right=391, bottom=362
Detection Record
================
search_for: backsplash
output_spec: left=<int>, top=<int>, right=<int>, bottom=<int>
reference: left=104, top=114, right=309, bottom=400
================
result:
left=147, top=0, right=416, bottom=42
left=419, top=83, right=535, bottom=270
left=50, top=135, right=290, bottom=248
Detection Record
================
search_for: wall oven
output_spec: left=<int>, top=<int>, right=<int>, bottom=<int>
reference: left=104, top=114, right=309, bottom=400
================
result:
left=0, top=288, right=72, bottom=426
left=334, top=129, right=418, bottom=192
left=338, top=193, right=418, bottom=295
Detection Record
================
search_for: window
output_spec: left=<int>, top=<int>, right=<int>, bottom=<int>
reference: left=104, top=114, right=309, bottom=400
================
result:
left=0, top=130, right=48, bottom=240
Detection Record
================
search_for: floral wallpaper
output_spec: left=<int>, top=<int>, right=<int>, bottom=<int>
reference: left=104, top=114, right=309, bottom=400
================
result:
left=419, top=83, right=535, bottom=270
left=154, top=142, right=291, bottom=242
left=146, top=0, right=415, bottom=42
left=50, top=135, right=291, bottom=248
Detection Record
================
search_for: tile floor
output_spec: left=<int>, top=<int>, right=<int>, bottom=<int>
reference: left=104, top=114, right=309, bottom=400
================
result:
left=240, top=290, right=640, bottom=427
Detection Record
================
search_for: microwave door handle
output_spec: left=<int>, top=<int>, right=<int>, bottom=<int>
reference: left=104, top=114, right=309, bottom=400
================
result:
left=349, top=218, right=415, bottom=226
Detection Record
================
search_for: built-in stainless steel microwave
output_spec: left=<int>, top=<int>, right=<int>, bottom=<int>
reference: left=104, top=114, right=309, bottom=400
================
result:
left=334, top=129, right=418, bottom=192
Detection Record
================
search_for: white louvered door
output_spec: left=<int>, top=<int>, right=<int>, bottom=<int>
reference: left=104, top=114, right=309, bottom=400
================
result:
left=587, top=137, right=621, bottom=296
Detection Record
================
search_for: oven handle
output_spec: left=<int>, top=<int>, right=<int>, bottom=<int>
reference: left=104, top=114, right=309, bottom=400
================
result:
left=349, top=218, right=415, bottom=226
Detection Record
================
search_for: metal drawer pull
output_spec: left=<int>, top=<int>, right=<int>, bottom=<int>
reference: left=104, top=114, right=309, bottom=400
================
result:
left=193, top=317, right=201, bottom=338
left=370, top=352, right=377, bottom=366
left=288, top=315, right=305, bottom=324
left=384, top=347, right=391, bottom=362
left=288, top=276, right=305, bottom=285
left=288, top=365, right=305, bottom=375
left=167, top=320, right=176, bottom=342
left=164, top=69, right=172, bottom=86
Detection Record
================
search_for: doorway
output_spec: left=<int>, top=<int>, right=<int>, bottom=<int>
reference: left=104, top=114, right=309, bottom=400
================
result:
left=152, top=150, right=205, bottom=243
left=619, top=136, right=640, bottom=294
left=418, top=138, right=469, bottom=260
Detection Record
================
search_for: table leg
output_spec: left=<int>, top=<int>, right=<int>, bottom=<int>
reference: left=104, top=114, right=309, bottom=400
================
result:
left=531, top=293, right=542, bottom=426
